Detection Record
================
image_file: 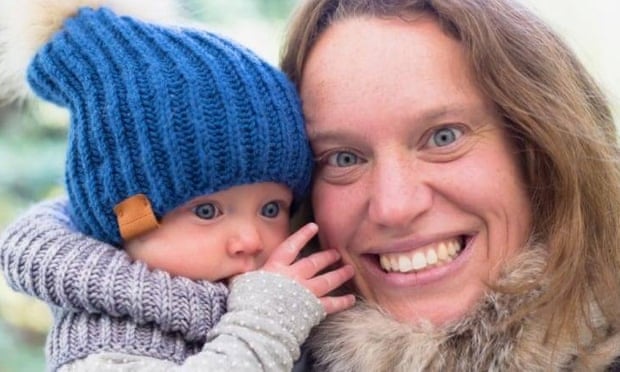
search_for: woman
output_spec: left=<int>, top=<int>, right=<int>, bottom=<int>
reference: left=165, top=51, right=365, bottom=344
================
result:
left=282, top=0, right=620, bottom=370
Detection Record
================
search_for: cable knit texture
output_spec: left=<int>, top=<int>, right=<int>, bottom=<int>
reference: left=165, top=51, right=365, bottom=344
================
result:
left=0, top=198, right=229, bottom=369
left=49, top=309, right=205, bottom=370
left=27, top=6, right=312, bottom=246
left=59, top=272, right=324, bottom=371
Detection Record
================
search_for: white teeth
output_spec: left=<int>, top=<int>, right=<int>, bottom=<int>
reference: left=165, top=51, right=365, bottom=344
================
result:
left=379, top=238, right=463, bottom=273
left=437, top=243, right=448, bottom=260
left=426, top=249, right=438, bottom=265
left=398, top=256, right=413, bottom=272
left=390, top=256, right=399, bottom=271
left=380, top=255, right=391, bottom=271
left=451, top=241, right=461, bottom=257
left=411, top=252, right=426, bottom=270
left=447, top=241, right=456, bottom=256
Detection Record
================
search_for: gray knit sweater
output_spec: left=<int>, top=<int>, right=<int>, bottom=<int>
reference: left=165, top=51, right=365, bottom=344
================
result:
left=0, top=198, right=324, bottom=371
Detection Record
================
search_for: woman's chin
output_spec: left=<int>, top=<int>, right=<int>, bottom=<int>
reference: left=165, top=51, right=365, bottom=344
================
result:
left=369, top=287, right=485, bottom=327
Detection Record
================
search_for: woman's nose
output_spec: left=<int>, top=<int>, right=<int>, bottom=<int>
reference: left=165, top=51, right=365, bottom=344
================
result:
left=367, top=155, right=433, bottom=228
left=226, top=224, right=264, bottom=257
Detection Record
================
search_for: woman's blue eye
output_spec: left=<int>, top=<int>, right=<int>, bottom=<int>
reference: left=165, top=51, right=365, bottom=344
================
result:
left=327, top=151, right=359, bottom=167
left=430, top=127, right=462, bottom=147
left=193, top=203, right=220, bottom=219
left=261, top=201, right=280, bottom=218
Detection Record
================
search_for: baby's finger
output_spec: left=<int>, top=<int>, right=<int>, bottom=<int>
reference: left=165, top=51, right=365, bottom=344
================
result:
left=290, top=249, right=341, bottom=278
left=266, top=223, right=318, bottom=266
left=306, top=264, right=354, bottom=297
left=321, top=294, right=356, bottom=315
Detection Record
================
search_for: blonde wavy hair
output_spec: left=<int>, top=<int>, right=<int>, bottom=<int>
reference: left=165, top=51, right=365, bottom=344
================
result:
left=281, top=0, right=620, bottom=347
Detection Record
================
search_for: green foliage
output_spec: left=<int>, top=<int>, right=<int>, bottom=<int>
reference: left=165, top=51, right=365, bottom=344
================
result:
left=0, top=104, right=66, bottom=227
left=184, top=0, right=297, bottom=23
left=0, top=322, right=46, bottom=372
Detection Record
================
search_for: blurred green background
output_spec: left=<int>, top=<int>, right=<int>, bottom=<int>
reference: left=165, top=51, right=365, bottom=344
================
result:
left=0, top=0, right=618, bottom=371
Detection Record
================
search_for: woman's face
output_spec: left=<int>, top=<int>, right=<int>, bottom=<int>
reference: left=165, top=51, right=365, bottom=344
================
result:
left=301, top=16, right=532, bottom=325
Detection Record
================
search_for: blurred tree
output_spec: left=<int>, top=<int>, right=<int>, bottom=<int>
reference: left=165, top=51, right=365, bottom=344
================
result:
left=183, top=0, right=297, bottom=22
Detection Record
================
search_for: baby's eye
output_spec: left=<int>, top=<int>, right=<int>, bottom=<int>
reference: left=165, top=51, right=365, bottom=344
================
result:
left=326, top=151, right=360, bottom=167
left=193, top=203, right=221, bottom=220
left=261, top=201, right=282, bottom=218
left=428, top=127, right=463, bottom=147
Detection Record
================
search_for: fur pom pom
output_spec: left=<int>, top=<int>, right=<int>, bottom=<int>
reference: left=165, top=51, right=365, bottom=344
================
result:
left=0, top=0, right=182, bottom=105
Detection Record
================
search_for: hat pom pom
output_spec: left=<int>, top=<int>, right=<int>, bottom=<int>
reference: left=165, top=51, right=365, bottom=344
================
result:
left=0, top=0, right=181, bottom=105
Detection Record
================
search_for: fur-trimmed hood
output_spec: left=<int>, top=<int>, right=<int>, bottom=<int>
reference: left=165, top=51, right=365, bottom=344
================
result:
left=307, top=247, right=620, bottom=371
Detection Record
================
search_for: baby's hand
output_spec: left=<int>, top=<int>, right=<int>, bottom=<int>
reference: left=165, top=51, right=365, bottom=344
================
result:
left=261, top=223, right=355, bottom=315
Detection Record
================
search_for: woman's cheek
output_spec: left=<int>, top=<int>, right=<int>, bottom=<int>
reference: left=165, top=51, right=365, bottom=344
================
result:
left=313, top=181, right=358, bottom=252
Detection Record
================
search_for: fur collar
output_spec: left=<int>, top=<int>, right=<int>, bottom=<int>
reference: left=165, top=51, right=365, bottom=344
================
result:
left=308, top=247, right=620, bottom=371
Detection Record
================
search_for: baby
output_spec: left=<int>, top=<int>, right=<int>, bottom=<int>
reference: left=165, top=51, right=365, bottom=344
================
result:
left=0, top=1, right=354, bottom=370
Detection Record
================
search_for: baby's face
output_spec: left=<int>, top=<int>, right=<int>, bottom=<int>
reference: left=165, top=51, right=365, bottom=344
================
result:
left=124, top=182, right=292, bottom=281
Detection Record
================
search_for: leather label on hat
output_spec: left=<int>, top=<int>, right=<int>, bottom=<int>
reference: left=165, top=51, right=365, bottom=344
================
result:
left=114, top=194, right=160, bottom=241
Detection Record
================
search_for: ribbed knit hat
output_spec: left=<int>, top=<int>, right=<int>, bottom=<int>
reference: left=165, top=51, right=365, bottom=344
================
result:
left=24, top=6, right=313, bottom=245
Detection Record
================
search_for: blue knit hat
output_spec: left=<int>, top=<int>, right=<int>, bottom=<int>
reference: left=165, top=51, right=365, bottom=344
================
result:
left=26, top=7, right=313, bottom=246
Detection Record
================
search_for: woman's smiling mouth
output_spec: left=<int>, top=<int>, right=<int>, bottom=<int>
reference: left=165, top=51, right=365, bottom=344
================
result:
left=377, top=236, right=468, bottom=273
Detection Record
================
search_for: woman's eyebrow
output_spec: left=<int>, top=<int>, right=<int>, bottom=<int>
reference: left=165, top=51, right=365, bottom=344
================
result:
left=307, top=105, right=483, bottom=138
left=306, top=129, right=355, bottom=144
left=414, top=103, right=488, bottom=123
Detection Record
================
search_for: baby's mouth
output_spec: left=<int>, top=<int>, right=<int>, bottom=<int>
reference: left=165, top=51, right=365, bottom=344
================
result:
left=378, top=236, right=468, bottom=273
